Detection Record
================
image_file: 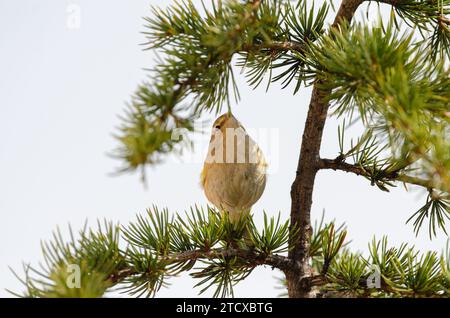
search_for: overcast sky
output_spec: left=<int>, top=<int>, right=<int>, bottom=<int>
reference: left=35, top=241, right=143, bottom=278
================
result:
left=1, top=0, right=448, bottom=298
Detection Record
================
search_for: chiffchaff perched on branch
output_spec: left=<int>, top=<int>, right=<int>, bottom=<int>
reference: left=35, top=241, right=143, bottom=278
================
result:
left=201, top=112, right=267, bottom=224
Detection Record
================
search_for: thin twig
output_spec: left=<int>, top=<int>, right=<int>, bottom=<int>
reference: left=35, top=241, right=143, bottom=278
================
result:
left=318, top=158, right=447, bottom=192
left=242, top=41, right=306, bottom=54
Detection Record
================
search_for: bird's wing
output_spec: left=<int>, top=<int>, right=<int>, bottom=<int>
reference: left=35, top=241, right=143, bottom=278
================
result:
left=200, top=164, right=207, bottom=189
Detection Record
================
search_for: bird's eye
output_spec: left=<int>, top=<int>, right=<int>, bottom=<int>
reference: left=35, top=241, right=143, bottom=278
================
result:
left=215, top=125, right=221, bottom=129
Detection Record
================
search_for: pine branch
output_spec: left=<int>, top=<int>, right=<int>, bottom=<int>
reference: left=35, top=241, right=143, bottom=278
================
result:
left=114, top=0, right=329, bottom=177
left=11, top=207, right=303, bottom=298
left=367, top=0, right=450, bottom=59
left=304, top=16, right=450, bottom=193
left=406, top=194, right=450, bottom=238
left=311, top=238, right=450, bottom=298
left=288, top=2, right=448, bottom=293
left=318, top=158, right=445, bottom=191
left=319, top=157, right=450, bottom=238
left=12, top=207, right=450, bottom=298
left=109, top=247, right=299, bottom=285
left=370, top=0, right=450, bottom=26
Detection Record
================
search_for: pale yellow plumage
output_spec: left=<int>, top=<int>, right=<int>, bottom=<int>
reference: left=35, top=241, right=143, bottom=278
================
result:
left=201, top=113, right=267, bottom=223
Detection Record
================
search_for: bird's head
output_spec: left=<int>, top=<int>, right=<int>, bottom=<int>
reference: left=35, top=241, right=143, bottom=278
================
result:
left=207, top=113, right=247, bottom=163
left=211, top=112, right=243, bottom=134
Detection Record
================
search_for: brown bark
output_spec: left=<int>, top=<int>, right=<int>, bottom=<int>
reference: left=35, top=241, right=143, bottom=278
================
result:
left=287, top=0, right=363, bottom=298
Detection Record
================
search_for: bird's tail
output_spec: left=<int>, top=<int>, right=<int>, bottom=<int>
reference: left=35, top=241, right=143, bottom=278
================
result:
left=221, top=209, right=254, bottom=249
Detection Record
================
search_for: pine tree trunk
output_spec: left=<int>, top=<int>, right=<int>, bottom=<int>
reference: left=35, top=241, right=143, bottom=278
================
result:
left=287, top=0, right=364, bottom=298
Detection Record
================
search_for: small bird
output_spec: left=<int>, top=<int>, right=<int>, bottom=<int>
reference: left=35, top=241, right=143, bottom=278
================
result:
left=201, top=112, right=267, bottom=224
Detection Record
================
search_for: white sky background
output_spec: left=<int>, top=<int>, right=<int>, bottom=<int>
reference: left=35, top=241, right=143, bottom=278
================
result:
left=0, top=0, right=448, bottom=297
